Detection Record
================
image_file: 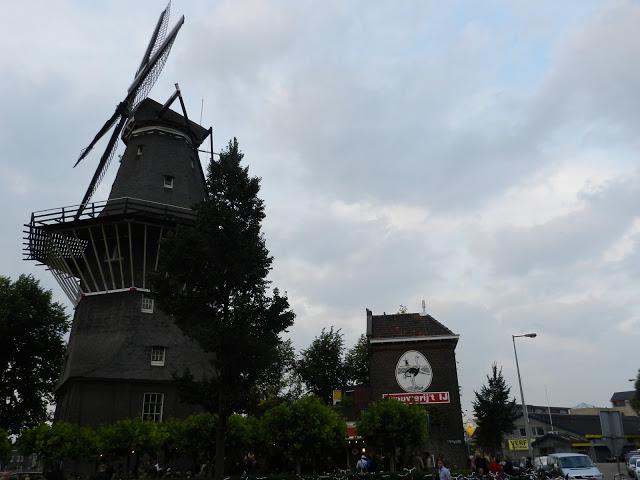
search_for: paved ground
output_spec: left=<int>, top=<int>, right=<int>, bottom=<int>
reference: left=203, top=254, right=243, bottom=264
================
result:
left=597, top=462, right=628, bottom=480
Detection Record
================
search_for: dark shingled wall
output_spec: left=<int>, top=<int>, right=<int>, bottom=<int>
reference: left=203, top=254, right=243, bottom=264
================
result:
left=54, top=379, right=202, bottom=426
left=58, top=292, right=212, bottom=386
left=108, top=127, right=207, bottom=208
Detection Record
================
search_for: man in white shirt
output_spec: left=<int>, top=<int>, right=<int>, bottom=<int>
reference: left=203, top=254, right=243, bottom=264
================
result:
left=438, top=459, right=451, bottom=480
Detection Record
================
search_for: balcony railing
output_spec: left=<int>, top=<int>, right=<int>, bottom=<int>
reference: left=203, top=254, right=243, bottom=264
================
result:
left=28, top=197, right=197, bottom=228
left=24, top=197, right=198, bottom=306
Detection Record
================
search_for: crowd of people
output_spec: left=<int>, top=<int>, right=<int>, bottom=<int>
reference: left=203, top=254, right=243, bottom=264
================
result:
left=469, top=454, right=533, bottom=478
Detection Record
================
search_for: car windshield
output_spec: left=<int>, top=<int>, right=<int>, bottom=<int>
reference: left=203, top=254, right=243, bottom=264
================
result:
left=559, top=456, right=594, bottom=468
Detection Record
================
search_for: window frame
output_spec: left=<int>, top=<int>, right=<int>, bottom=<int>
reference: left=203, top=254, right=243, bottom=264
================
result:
left=142, top=392, right=164, bottom=422
left=150, top=346, right=166, bottom=367
left=141, top=295, right=154, bottom=314
left=163, top=175, right=174, bottom=189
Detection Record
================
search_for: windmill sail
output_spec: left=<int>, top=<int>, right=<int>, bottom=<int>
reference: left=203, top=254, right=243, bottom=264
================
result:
left=73, top=8, right=184, bottom=218
left=135, top=2, right=171, bottom=78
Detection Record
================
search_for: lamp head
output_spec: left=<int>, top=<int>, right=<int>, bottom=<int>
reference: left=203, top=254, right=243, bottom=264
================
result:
left=525, top=333, right=537, bottom=338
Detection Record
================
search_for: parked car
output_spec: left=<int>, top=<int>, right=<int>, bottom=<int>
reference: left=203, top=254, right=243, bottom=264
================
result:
left=533, top=456, right=553, bottom=479
left=628, top=455, right=640, bottom=477
left=634, top=457, right=640, bottom=480
left=547, top=453, right=603, bottom=480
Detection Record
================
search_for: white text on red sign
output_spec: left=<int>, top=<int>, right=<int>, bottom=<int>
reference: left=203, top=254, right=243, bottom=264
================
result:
left=382, top=391, right=450, bottom=404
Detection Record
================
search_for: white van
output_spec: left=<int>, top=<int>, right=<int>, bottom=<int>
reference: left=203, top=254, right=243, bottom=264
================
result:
left=547, top=453, right=603, bottom=480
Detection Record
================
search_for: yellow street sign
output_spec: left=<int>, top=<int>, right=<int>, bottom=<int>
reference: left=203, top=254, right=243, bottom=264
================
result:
left=508, top=439, right=529, bottom=451
left=465, top=423, right=476, bottom=437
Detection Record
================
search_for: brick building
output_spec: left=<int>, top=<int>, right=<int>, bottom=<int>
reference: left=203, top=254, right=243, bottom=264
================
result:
left=364, top=308, right=467, bottom=466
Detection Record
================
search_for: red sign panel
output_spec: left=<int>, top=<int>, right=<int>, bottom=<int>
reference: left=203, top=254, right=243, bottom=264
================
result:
left=382, top=391, right=450, bottom=404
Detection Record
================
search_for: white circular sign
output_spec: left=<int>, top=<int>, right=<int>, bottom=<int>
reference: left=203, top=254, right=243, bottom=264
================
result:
left=395, top=350, right=433, bottom=392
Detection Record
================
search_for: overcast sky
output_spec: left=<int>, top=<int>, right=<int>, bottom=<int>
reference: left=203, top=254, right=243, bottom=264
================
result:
left=2, top=0, right=639, bottom=415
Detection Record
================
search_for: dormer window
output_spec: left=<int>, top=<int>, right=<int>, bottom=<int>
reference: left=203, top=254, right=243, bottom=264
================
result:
left=163, top=175, right=174, bottom=189
left=150, top=346, right=165, bottom=366
left=141, top=295, right=154, bottom=313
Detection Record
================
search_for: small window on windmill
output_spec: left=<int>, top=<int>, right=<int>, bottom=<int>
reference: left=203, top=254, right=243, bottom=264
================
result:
left=190, top=158, right=195, bottom=169
left=136, top=145, right=144, bottom=159
left=150, top=346, right=165, bottom=366
left=163, top=175, right=174, bottom=189
left=141, top=295, right=154, bottom=313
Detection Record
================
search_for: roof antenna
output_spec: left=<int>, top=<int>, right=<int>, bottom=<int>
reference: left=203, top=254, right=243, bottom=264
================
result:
left=200, top=97, right=204, bottom=125
left=545, top=385, right=555, bottom=433
left=420, top=299, right=427, bottom=316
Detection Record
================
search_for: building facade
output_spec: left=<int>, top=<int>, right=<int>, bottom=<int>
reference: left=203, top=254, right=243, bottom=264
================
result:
left=365, top=309, right=467, bottom=467
left=504, top=412, right=640, bottom=460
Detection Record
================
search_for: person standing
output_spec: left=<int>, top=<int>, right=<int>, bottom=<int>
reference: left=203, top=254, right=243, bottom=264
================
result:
left=438, top=459, right=451, bottom=480
left=356, top=455, right=369, bottom=473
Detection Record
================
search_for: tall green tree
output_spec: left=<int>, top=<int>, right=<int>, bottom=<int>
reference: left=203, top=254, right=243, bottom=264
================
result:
left=263, top=396, right=345, bottom=474
left=254, top=338, right=298, bottom=402
left=472, top=363, right=517, bottom=455
left=296, top=327, right=346, bottom=404
left=0, top=274, right=69, bottom=434
left=632, top=369, right=640, bottom=415
left=153, top=138, right=295, bottom=480
left=358, top=398, right=427, bottom=472
left=0, top=429, right=10, bottom=466
left=345, top=334, right=369, bottom=385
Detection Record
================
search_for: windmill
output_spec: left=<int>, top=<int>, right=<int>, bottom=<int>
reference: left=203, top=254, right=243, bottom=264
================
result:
left=73, top=2, right=184, bottom=218
left=23, top=4, right=214, bottom=430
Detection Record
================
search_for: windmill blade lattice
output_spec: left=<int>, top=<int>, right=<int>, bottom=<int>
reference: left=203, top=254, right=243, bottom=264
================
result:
left=131, top=29, right=180, bottom=111
left=135, top=2, right=171, bottom=78
left=148, top=3, right=170, bottom=62
left=73, top=7, right=184, bottom=218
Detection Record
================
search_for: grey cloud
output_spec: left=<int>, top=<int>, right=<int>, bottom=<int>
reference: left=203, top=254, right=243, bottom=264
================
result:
left=472, top=175, right=640, bottom=275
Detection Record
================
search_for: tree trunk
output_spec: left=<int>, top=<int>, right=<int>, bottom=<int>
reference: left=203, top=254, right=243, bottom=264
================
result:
left=214, top=401, right=227, bottom=480
left=390, top=448, right=396, bottom=473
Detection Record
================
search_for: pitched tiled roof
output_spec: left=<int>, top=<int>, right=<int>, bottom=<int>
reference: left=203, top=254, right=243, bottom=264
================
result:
left=370, top=312, right=456, bottom=339
left=532, top=431, right=586, bottom=446
left=611, top=391, right=635, bottom=402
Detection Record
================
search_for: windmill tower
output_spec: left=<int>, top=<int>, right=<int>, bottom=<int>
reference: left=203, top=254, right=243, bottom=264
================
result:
left=24, top=4, right=214, bottom=425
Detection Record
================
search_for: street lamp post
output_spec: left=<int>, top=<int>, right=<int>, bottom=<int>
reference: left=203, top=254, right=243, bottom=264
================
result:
left=512, top=333, right=537, bottom=460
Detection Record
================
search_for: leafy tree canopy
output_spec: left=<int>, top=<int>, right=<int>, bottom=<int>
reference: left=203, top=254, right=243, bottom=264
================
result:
left=295, top=327, right=347, bottom=404
left=254, top=338, right=298, bottom=402
left=18, top=422, right=95, bottom=462
left=0, top=429, right=10, bottom=465
left=472, top=363, right=517, bottom=455
left=632, top=369, right=640, bottom=415
left=262, top=396, right=345, bottom=474
left=358, top=398, right=427, bottom=472
left=0, top=274, right=69, bottom=434
left=345, top=334, right=369, bottom=386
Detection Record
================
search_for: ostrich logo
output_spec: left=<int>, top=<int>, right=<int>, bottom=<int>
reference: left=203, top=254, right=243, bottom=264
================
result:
left=395, top=350, right=432, bottom=392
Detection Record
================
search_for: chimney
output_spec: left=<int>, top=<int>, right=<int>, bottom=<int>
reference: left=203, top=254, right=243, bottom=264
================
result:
left=420, top=299, right=427, bottom=316
left=366, top=308, right=373, bottom=337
